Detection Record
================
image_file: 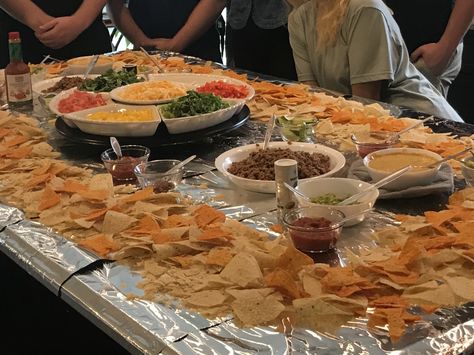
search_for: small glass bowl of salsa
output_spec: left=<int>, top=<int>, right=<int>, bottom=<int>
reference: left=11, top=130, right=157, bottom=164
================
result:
left=101, top=145, right=150, bottom=184
left=351, top=131, right=399, bottom=158
left=283, top=206, right=345, bottom=253
left=134, top=159, right=184, bottom=192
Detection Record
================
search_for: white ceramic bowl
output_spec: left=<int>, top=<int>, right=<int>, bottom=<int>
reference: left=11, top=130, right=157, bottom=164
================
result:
left=160, top=101, right=241, bottom=134
left=63, top=104, right=160, bottom=137
left=32, top=75, right=99, bottom=95
left=66, top=55, right=114, bottom=75
left=109, top=80, right=189, bottom=105
left=48, top=88, right=111, bottom=128
left=215, top=142, right=346, bottom=194
left=363, top=147, right=442, bottom=190
left=296, top=178, right=379, bottom=226
left=148, top=73, right=255, bottom=102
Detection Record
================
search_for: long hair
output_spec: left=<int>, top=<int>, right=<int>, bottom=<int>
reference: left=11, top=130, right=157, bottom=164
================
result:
left=313, top=0, right=350, bottom=50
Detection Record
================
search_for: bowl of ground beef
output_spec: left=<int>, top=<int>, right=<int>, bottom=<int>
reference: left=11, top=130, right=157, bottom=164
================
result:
left=215, top=142, right=346, bottom=193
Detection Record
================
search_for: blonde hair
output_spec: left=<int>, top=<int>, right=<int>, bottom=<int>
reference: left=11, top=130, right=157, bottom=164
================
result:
left=313, top=0, right=350, bottom=49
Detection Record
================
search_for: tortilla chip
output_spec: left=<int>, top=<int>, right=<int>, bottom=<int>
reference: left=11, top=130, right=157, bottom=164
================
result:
left=220, top=252, right=263, bottom=288
left=264, top=268, right=302, bottom=299
left=38, top=186, right=60, bottom=211
left=102, top=210, right=137, bottom=235
left=78, top=233, right=121, bottom=257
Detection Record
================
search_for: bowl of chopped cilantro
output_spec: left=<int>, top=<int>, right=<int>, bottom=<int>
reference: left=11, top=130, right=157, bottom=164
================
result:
left=160, top=90, right=241, bottom=134
left=296, top=177, right=379, bottom=226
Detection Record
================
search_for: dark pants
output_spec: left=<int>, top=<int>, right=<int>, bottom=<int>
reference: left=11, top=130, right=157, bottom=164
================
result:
left=228, top=18, right=297, bottom=81
left=448, top=30, right=474, bottom=123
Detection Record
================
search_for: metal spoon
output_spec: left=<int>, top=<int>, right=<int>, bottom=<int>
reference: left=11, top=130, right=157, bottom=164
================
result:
left=423, top=147, right=473, bottom=169
left=284, top=182, right=311, bottom=203
left=109, top=136, right=122, bottom=159
left=83, top=54, right=99, bottom=79
left=165, top=155, right=196, bottom=175
left=263, top=114, right=276, bottom=150
left=387, top=116, right=433, bottom=143
left=338, top=165, right=412, bottom=206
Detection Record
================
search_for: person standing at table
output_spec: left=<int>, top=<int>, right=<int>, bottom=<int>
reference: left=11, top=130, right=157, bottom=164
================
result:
left=0, top=0, right=112, bottom=68
left=226, top=0, right=298, bottom=80
left=107, top=0, right=226, bottom=62
left=384, top=0, right=474, bottom=98
left=288, top=0, right=463, bottom=122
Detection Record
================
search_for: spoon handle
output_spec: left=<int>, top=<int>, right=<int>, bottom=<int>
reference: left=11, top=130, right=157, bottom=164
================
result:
left=284, top=182, right=310, bottom=201
left=165, top=155, right=196, bottom=175
left=83, top=54, right=99, bottom=79
left=425, top=146, right=472, bottom=168
left=139, top=47, right=164, bottom=73
left=263, top=114, right=276, bottom=150
left=394, top=116, right=433, bottom=138
left=109, top=136, right=123, bottom=159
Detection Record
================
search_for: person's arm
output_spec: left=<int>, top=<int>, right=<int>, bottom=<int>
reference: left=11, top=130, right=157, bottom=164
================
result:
left=153, top=0, right=226, bottom=52
left=106, top=0, right=153, bottom=48
left=35, top=0, right=106, bottom=49
left=352, top=81, right=383, bottom=101
left=0, top=0, right=53, bottom=31
left=411, top=0, right=474, bottom=76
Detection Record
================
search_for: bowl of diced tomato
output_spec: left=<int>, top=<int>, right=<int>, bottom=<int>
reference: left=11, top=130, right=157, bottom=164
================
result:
left=48, top=88, right=110, bottom=127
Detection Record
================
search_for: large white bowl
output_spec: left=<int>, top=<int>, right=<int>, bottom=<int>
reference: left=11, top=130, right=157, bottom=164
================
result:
left=148, top=73, right=255, bottom=102
left=296, top=178, right=379, bottom=226
left=363, top=147, right=442, bottom=190
left=215, top=142, right=346, bottom=194
left=160, top=101, right=241, bottom=134
left=32, top=75, right=99, bottom=96
left=48, top=88, right=111, bottom=128
left=66, top=55, right=114, bottom=75
left=61, top=104, right=160, bottom=137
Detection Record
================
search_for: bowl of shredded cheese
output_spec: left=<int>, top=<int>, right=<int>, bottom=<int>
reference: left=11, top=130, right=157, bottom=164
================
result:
left=64, top=104, right=161, bottom=136
left=109, top=80, right=188, bottom=104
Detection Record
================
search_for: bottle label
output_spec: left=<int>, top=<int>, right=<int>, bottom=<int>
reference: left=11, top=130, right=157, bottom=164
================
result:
left=6, top=74, right=32, bottom=103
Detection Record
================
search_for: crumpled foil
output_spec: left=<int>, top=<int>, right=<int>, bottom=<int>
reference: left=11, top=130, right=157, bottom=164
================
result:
left=0, top=203, right=24, bottom=228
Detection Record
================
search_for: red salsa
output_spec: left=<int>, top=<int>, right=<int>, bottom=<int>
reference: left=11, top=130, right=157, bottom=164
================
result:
left=196, top=80, right=249, bottom=99
left=105, top=156, right=141, bottom=183
left=289, top=216, right=340, bottom=253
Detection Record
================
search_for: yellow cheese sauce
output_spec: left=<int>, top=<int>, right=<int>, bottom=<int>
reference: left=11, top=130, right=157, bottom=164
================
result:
left=87, top=108, right=154, bottom=122
left=369, top=153, right=438, bottom=172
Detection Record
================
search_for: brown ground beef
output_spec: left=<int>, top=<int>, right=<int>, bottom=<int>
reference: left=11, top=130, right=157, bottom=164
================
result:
left=42, top=76, right=85, bottom=93
left=227, top=148, right=331, bottom=180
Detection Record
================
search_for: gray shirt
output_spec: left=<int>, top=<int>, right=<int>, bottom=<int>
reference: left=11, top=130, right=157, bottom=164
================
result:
left=288, top=0, right=463, bottom=121
left=228, top=0, right=291, bottom=30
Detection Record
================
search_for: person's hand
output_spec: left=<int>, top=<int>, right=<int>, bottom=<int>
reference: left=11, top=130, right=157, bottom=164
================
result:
left=147, top=38, right=182, bottom=52
left=410, top=42, right=452, bottom=76
left=35, top=16, right=84, bottom=49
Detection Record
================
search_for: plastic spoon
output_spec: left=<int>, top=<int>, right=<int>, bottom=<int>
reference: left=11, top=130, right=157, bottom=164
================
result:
left=165, top=155, right=196, bottom=175
left=263, top=114, right=276, bottom=150
left=284, top=182, right=311, bottom=203
left=387, top=116, right=433, bottom=143
left=83, top=54, right=99, bottom=79
left=424, top=147, right=473, bottom=169
left=332, top=208, right=374, bottom=227
left=338, top=165, right=412, bottom=206
left=109, top=136, right=122, bottom=159
left=139, top=47, right=164, bottom=73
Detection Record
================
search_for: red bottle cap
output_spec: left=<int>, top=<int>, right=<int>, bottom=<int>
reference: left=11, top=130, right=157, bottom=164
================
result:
left=8, top=32, right=20, bottom=40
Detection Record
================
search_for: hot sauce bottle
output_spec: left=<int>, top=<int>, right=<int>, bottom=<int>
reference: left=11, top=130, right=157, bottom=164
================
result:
left=5, top=32, right=33, bottom=111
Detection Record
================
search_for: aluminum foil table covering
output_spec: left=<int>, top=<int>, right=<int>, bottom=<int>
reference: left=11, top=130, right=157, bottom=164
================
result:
left=0, top=203, right=24, bottom=228
left=1, top=219, right=97, bottom=294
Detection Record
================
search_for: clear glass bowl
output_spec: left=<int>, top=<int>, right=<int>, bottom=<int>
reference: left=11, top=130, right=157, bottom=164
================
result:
left=134, top=159, right=183, bottom=192
left=461, top=156, right=474, bottom=186
left=101, top=145, right=150, bottom=184
left=283, top=206, right=345, bottom=253
left=276, top=116, right=318, bottom=143
left=351, top=131, right=399, bottom=158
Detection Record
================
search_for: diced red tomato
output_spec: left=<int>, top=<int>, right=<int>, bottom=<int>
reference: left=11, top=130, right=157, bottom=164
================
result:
left=58, top=90, right=107, bottom=113
left=196, top=80, right=249, bottom=99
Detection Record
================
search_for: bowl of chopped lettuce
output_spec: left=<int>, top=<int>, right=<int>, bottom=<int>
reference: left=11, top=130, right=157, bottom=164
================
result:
left=79, top=69, right=144, bottom=92
left=296, top=177, right=379, bottom=226
left=159, top=90, right=242, bottom=134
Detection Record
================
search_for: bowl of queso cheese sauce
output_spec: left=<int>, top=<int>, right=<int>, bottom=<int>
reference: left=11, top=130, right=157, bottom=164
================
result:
left=363, top=148, right=442, bottom=190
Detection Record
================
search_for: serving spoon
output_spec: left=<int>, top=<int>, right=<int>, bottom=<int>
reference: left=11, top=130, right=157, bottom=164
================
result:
left=165, top=155, right=196, bottom=175
left=331, top=208, right=374, bottom=227
left=386, top=116, right=433, bottom=143
left=109, top=136, right=122, bottom=159
left=423, top=146, right=473, bottom=169
left=284, top=182, right=311, bottom=203
left=262, top=114, right=276, bottom=150
left=338, top=165, right=412, bottom=206
left=83, top=54, right=99, bottom=80
left=139, top=47, right=164, bottom=73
